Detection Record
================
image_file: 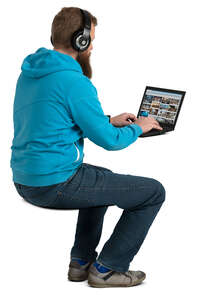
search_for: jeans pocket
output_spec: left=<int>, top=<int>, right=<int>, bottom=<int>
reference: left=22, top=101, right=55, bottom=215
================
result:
left=56, top=178, right=80, bottom=199
left=52, top=184, right=80, bottom=209
left=54, top=168, right=86, bottom=208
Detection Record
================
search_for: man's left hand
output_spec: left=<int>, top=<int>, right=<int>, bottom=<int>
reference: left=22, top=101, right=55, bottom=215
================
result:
left=110, top=113, right=137, bottom=128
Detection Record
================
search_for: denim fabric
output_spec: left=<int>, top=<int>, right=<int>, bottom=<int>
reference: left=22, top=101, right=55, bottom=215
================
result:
left=14, top=162, right=166, bottom=272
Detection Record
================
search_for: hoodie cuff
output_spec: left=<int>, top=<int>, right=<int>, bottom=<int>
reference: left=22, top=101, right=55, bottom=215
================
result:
left=106, top=115, right=111, bottom=123
left=129, top=123, right=143, bottom=136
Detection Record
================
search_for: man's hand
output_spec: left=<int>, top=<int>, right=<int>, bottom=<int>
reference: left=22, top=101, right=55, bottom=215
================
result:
left=134, top=116, right=163, bottom=133
left=110, top=113, right=137, bottom=128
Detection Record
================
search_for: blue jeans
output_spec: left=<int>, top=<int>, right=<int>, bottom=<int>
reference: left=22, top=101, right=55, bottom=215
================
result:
left=14, top=162, right=166, bottom=272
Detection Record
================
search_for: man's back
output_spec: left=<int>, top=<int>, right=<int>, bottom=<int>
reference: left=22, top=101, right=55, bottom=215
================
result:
left=10, top=47, right=142, bottom=187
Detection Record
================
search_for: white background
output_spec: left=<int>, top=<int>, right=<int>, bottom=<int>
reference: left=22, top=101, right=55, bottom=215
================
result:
left=1, top=0, right=199, bottom=298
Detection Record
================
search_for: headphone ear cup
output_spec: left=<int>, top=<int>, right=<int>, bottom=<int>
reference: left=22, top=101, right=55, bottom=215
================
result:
left=71, top=30, right=83, bottom=51
left=71, top=30, right=91, bottom=52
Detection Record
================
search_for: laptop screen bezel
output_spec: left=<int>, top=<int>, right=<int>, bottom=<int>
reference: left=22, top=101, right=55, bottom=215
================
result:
left=137, top=86, right=186, bottom=129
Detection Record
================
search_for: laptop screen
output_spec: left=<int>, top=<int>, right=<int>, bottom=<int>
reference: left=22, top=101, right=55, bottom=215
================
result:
left=138, top=87, right=185, bottom=126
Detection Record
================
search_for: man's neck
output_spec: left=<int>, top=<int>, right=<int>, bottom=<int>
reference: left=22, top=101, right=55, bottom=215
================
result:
left=53, top=48, right=77, bottom=60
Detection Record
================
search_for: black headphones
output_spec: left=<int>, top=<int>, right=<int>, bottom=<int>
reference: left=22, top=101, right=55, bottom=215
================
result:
left=50, top=8, right=91, bottom=52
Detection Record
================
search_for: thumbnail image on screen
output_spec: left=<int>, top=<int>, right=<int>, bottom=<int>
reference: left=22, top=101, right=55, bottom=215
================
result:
left=139, top=89, right=182, bottom=125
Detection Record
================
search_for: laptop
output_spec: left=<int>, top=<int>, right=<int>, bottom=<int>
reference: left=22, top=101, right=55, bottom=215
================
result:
left=136, top=86, right=186, bottom=137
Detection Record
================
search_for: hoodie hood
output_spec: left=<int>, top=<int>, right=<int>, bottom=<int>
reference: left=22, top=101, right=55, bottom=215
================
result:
left=21, top=47, right=83, bottom=78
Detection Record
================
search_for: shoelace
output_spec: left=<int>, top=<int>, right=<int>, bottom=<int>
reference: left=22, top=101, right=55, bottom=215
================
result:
left=115, top=270, right=132, bottom=277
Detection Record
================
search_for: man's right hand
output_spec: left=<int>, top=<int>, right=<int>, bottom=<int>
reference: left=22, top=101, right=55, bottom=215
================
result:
left=134, top=116, right=163, bottom=134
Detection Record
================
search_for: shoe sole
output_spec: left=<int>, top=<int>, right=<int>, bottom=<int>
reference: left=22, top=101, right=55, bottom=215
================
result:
left=68, top=275, right=88, bottom=282
left=88, top=274, right=146, bottom=288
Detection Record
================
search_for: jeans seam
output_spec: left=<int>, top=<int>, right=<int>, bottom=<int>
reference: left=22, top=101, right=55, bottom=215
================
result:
left=78, top=186, right=135, bottom=191
left=78, top=184, right=155, bottom=191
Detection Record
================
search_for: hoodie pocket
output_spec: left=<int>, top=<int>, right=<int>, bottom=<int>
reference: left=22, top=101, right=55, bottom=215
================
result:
left=74, top=141, right=80, bottom=162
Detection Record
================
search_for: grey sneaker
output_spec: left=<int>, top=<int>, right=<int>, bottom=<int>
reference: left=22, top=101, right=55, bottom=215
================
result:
left=68, top=260, right=94, bottom=282
left=88, top=263, right=146, bottom=288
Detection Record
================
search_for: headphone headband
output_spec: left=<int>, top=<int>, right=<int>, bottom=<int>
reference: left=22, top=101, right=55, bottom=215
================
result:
left=80, top=9, right=91, bottom=32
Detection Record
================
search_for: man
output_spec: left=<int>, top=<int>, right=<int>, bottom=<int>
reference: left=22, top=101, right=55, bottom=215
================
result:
left=11, top=7, right=166, bottom=288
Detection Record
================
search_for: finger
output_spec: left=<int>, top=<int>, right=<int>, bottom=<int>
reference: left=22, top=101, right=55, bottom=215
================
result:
left=151, top=118, right=160, bottom=126
left=127, top=119, right=133, bottom=123
left=127, top=113, right=137, bottom=120
left=155, top=121, right=161, bottom=126
left=152, top=121, right=160, bottom=127
left=149, top=116, right=159, bottom=125
left=154, top=125, right=163, bottom=130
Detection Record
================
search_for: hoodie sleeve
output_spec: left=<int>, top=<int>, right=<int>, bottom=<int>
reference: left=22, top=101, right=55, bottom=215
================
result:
left=66, top=76, right=143, bottom=151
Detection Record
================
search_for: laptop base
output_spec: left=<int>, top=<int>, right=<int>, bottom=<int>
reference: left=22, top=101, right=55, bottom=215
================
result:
left=139, top=127, right=172, bottom=138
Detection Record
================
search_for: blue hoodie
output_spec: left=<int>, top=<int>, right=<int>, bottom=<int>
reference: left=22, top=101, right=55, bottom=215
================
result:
left=10, top=47, right=143, bottom=187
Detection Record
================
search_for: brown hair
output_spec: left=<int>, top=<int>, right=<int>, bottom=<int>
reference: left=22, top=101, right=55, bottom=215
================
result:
left=51, top=7, right=97, bottom=51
